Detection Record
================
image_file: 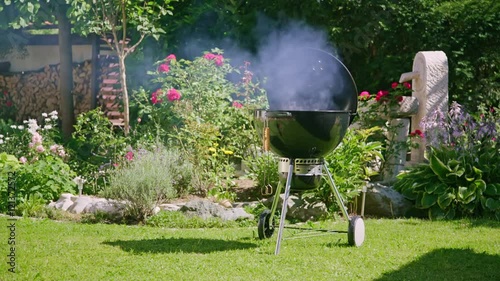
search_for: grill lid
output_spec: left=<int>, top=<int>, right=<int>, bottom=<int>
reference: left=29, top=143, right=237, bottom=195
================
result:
left=263, top=48, right=358, bottom=113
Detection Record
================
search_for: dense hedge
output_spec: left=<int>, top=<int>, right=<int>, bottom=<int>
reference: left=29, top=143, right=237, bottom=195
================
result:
left=141, top=0, right=500, bottom=111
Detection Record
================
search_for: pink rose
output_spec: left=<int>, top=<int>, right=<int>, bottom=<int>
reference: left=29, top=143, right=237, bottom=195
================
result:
left=151, top=89, right=163, bottom=104
left=375, top=90, right=389, bottom=102
left=204, top=53, right=216, bottom=60
left=403, top=82, right=411, bottom=89
left=158, top=63, right=170, bottom=73
left=391, top=82, right=399, bottom=89
left=166, top=54, right=176, bottom=61
left=232, top=101, right=243, bottom=108
left=126, top=151, right=134, bottom=161
left=359, top=91, right=370, bottom=100
left=50, top=144, right=58, bottom=153
left=167, top=88, right=181, bottom=101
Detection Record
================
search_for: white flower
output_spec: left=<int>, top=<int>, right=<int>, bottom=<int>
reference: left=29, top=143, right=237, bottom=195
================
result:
left=42, top=113, right=48, bottom=117
left=45, top=118, right=51, bottom=123
left=49, top=110, right=58, bottom=116
left=0, top=134, right=3, bottom=138
left=0, top=140, right=3, bottom=144
left=51, top=115, right=58, bottom=120
left=73, top=176, right=86, bottom=185
left=44, top=125, right=52, bottom=130
left=5, top=137, right=10, bottom=141
left=10, top=125, right=16, bottom=129
left=23, top=120, right=28, bottom=124
left=17, top=125, right=24, bottom=130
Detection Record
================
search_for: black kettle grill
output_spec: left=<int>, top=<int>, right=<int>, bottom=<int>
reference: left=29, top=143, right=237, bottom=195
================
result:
left=254, top=48, right=365, bottom=254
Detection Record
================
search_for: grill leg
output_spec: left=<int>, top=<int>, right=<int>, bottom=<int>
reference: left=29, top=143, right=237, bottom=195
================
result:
left=275, top=158, right=294, bottom=255
left=323, top=161, right=349, bottom=219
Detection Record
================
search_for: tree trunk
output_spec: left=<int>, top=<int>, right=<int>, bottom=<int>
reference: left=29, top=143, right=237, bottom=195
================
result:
left=118, top=55, right=129, bottom=135
left=56, top=3, right=75, bottom=141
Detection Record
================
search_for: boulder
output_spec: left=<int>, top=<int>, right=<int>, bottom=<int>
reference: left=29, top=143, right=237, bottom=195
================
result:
left=180, top=199, right=254, bottom=221
left=263, top=194, right=328, bottom=221
left=356, top=182, right=413, bottom=217
left=66, top=196, right=93, bottom=214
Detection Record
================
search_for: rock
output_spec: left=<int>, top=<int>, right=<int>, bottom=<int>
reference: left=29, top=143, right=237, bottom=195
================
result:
left=84, top=200, right=124, bottom=215
left=66, top=196, right=93, bottom=214
left=262, top=194, right=328, bottom=221
left=159, top=204, right=181, bottom=211
left=180, top=199, right=254, bottom=221
left=152, top=206, right=161, bottom=215
left=356, top=182, right=413, bottom=217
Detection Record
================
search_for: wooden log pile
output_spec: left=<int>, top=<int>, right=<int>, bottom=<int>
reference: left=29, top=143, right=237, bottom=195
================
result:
left=0, top=60, right=94, bottom=122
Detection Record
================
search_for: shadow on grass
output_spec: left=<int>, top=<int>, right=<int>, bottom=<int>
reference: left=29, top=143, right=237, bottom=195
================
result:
left=103, top=237, right=257, bottom=254
left=375, top=248, right=500, bottom=281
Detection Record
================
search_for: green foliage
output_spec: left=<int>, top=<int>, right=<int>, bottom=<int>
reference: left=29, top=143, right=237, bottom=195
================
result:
left=68, top=108, right=127, bottom=194
left=145, top=210, right=252, bottom=228
left=134, top=49, right=266, bottom=194
left=0, top=152, right=20, bottom=173
left=394, top=103, right=500, bottom=220
left=316, top=127, right=384, bottom=210
left=14, top=155, right=76, bottom=202
left=244, top=152, right=280, bottom=192
left=102, top=145, right=193, bottom=223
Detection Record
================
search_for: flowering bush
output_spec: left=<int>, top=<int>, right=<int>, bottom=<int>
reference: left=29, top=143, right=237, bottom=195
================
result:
left=394, top=102, right=500, bottom=220
left=0, top=111, right=76, bottom=211
left=134, top=49, right=267, bottom=193
left=356, top=81, right=416, bottom=181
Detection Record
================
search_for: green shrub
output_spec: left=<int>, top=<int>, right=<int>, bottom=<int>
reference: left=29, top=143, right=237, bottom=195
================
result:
left=316, top=127, right=384, bottom=211
left=102, top=146, right=193, bottom=223
left=133, top=49, right=266, bottom=194
left=244, top=151, right=280, bottom=192
left=68, top=108, right=128, bottom=195
left=394, top=102, right=500, bottom=220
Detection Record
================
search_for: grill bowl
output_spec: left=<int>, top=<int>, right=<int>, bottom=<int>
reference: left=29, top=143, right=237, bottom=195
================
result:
left=254, top=110, right=353, bottom=158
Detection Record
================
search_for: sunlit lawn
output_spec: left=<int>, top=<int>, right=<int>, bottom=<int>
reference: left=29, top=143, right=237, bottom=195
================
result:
left=1, top=216, right=499, bottom=281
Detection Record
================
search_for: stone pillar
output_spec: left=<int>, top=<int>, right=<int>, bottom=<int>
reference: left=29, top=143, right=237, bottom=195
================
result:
left=400, top=51, right=448, bottom=163
left=383, top=118, right=411, bottom=182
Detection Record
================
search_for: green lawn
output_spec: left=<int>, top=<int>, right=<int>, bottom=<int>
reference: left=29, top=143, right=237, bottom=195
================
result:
left=1, top=216, right=499, bottom=281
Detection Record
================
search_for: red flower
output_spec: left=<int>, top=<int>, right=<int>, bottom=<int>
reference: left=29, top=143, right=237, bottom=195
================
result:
left=151, top=89, right=163, bottom=104
left=403, top=82, right=411, bottom=89
left=375, top=90, right=389, bottom=102
left=409, top=129, right=424, bottom=138
left=167, top=88, right=181, bottom=101
left=391, top=82, right=399, bottom=89
left=125, top=151, right=134, bottom=161
left=359, top=91, right=371, bottom=101
left=396, top=95, right=403, bottom=102
left=158, top=63, right=170, bottom=73
left=232, top=101, right=243, bottom=108
left=166, top=54, right=176, bottom=61
left=204, top=53, right=224, bottom=66
left=5, top=100, right=13, bottom=107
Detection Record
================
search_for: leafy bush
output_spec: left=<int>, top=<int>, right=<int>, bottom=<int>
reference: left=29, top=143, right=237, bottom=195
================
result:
left=244, top=151, right=280, bottom=192
left=102, top=145, right=193, bottom=223
left=316, top=127, right=384, bottom=211
left=394, top=102, right=500, bottom=220
left=68, top=108, right=128, bottom=194
left=133, top=50, right=266, bottom=194
left=0, top=113, right=76, bottom=212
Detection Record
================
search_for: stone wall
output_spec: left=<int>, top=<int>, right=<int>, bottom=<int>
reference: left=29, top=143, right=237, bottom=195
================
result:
left=0, top=60, right=94, bottom=122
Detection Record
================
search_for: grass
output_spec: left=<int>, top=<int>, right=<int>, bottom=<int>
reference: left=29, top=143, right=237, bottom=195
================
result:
left=0, top=216, right=499, bottom=281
